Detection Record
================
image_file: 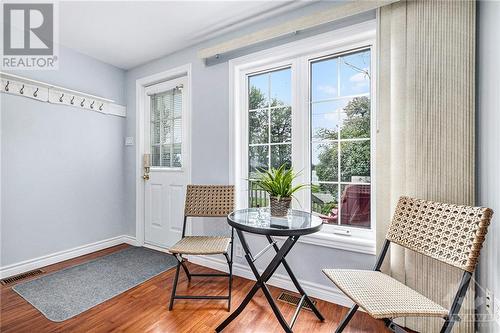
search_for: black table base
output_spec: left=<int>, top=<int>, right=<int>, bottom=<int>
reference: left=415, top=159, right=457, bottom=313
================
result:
left=215, top=229, right=324, bottom=333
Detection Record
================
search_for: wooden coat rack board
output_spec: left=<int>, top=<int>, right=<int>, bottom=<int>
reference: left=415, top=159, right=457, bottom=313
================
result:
left=0, top=72, right=126, bottom=117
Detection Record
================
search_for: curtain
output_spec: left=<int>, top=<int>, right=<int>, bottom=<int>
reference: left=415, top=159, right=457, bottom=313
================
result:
left=376, top=0, right=476, bottom=332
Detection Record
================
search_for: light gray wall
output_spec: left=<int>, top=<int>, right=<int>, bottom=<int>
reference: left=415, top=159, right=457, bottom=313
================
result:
left=477, top=1, right=500, bottom=332
left=124, top=2, right=376, bottom=288
left=1, top=45, right=126, bottom=266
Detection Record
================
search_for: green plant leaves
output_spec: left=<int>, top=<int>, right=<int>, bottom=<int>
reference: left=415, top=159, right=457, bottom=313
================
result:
left=252, top=164, right=308, bottom=199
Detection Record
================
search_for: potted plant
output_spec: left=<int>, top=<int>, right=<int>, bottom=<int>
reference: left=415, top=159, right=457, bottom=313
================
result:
left=253, top=164, right=308, bottom=217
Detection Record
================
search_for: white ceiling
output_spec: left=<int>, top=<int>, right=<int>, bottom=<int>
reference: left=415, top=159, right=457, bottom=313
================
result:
left=59, top=1, right=313, bottom=70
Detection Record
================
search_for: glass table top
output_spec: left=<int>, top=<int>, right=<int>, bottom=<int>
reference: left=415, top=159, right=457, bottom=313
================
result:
left=227, top=208, right=323, bottom=236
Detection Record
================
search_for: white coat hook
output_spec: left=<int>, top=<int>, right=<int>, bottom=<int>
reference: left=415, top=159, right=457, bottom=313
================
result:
left=1, top=72, right=125, bottom=117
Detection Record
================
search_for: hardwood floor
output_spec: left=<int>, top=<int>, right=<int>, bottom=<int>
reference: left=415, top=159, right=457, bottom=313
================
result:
left=0, top=244, right=390, bottom=333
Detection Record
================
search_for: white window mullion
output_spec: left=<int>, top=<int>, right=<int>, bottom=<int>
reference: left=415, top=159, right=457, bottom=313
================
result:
left=337, top=55, right=342, bottom=226
left=267, top=73, right=272, bottom=171
left=292, top=57, right=309, bottom=211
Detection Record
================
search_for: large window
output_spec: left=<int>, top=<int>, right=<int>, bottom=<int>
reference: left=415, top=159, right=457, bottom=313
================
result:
left=310, top=49, right=371, bottom=228
left=248, top=68, right=292, bottom=207
left=245, top=49, right=372, bottom=229
left=235, top=23, right=376, bottom=241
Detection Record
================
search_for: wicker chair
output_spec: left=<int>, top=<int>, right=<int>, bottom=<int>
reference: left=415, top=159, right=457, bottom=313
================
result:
left=323, top=196, right=493, bottom=333
left=168, top=185, right=235, bottom=311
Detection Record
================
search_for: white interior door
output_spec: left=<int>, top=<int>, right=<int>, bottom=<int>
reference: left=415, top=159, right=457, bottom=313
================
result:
left=144, top=77, right=190, bottom=249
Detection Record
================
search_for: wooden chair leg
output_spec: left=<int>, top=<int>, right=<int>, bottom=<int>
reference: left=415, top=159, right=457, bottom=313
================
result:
left=168, top=261, right=181, bottom=311
left=335, top=304, right=359, bottom=332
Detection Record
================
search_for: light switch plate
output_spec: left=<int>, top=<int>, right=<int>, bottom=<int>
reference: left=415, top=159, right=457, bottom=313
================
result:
left=125, top=136, right=134, bottom=146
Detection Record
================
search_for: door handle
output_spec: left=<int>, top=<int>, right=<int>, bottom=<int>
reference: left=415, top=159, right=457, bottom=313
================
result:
left=143, top=154, right=151, bottom=180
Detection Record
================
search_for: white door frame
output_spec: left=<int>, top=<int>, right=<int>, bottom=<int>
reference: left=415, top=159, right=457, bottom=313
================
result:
left=135, top=64, right=192, bottom=246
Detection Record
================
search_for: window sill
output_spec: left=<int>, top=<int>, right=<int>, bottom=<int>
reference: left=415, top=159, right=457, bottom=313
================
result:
left=298, top=231, right=376, bottom=255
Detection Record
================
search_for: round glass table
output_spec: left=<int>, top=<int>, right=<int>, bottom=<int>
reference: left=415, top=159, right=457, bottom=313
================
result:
left=216, top=208, right=325, bottom=333
left=227, top=208, right=323, bottom=236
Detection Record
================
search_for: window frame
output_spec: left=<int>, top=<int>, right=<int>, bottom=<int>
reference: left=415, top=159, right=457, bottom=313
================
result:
left=304, top=47, right=373, bottom=233
left=229, top=21, right=377, bottom=254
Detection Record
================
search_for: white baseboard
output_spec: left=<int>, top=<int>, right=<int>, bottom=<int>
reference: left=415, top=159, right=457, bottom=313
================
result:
left=188, top=255, right=352, bottom=308
left=0, top=235, right=138, bottom=279
left=143, top=242, right=172, bottom=254
left=122, top=235, right=139, bottom=246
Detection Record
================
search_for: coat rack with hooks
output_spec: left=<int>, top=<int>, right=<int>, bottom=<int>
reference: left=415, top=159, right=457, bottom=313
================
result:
left=0, top=72, right=126, bottom=117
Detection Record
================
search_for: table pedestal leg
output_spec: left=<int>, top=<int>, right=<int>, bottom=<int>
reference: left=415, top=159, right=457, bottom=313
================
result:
left=215, top=230, right=324, bottom=333
left=265, top=235, right=325, bottom=322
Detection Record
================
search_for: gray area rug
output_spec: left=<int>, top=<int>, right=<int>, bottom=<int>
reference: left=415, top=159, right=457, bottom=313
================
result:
left=12, top=246, right=177, bottom=322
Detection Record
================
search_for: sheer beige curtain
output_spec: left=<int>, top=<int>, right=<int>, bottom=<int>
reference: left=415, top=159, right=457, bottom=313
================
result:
left=376, top=0, right=476, bottom=332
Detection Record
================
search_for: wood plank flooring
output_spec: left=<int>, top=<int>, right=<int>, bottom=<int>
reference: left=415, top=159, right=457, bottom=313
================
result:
left=0, top=244, right=390, bottom=333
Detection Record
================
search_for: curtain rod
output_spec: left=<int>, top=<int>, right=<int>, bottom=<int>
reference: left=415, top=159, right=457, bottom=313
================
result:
left=198, top=0, right=399, bottom=61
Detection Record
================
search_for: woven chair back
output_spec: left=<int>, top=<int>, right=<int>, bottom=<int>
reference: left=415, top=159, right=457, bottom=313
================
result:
left=184, top=185, right=235, bottom=217
left=386, top=196, right=493, bottom=272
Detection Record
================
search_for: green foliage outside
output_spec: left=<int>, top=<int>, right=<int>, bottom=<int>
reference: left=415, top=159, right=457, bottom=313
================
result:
left=313, top=96, right=371, bottom=215
left=314, top=97, right=370, bottom=182
left=248, top=85, right=292, bottom=179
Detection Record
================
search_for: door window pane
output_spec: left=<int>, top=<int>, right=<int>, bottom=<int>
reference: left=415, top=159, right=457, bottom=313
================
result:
left=172, top=144, right=182, bottom=168
left=151, top=121, right=160, bottom=145
left=151, top=146, right=160, bottom=166
left=161, top=146, right=171, bottom=167
left=150, top=86, right=182, bottom=168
